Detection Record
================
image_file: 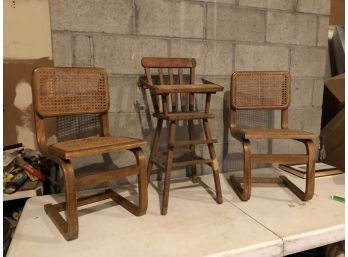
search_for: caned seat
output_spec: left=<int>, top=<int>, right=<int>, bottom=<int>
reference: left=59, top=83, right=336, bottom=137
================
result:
left=230, top=71, right=317, bottom=201
left=32, top=67, right=148, bottom=240
left=140, top=57, right=223, bottom=215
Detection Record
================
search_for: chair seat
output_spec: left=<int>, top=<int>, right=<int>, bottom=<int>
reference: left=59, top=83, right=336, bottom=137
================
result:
left=48, top=136, right=147, bottom=159
left=231, top=128, right=317, bottom=140
left=153, top=112, right=214, bottom=120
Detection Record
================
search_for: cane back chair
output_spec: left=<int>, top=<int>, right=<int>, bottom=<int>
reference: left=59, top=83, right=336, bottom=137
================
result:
left=32, top=67, right=148, bottom=240
left=140, top=57, right=223, bottom=215
left=230, top=71, right=317, bottom=201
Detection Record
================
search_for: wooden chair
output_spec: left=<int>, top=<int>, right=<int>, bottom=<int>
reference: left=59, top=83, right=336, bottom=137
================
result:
left=32, top=67, right=148, bottom=240
left=230, top=71, right=317, bottom=201
left=140, top=57, right=223, bottom=215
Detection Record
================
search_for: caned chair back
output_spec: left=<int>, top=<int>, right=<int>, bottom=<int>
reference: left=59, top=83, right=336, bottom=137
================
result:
left=231, top=71, right=291, bottom=129
left=32, top=67, right=110, bottom=118
left=231, top=71, right=290, bottom=110
left=141, top=57, right=196, bottom=113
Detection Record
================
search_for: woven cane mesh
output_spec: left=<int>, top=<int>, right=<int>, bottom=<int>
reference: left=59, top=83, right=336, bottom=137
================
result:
left=57, top=114, right=101, bottom=142
left=33, top=67, right=109, bottom=117
left=232, top=71, right=290, bottom=110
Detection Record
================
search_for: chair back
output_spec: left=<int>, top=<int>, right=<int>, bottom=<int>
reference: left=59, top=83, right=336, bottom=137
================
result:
left=230, top=71, right=291, bottom=128
left=33, top=67, right=110, bottom=117
left=32, top=67, right=110, bottom=153
left=141, top=57, right=196, bottom=113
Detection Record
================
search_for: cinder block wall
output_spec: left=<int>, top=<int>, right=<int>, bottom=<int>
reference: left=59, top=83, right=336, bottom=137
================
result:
left=49, top=0, right=329, bottom=179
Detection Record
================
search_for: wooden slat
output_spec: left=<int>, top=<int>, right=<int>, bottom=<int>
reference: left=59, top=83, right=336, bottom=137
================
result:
left=76, top=165, right=139, bottom=187
left=172, top=158, right=212, bottom=168
left=169, top=139, right=217, bottom=147
left=233, top=176, right=284, bottom=184
left=178, top=68, right=186, bottom=112
left=141, top=57, right=196, bottom=68
left=251, top=154, right=308, bottom=163
left=158, top=68, right=164, bottom=85
left=168, top=68, right=177, bottom=112
left=153, top=112, right=215, bottom=120
left=48, top=137, right=146, bottom=159
left=154, top=84, right=223, bottom=94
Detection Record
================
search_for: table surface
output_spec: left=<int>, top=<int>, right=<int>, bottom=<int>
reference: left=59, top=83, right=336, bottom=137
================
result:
left=6, top=168, right=345, bottom=257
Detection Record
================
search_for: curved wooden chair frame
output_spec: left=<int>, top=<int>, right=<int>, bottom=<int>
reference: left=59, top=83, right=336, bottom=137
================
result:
left=230, top=71, right=317, bottom=201
left=32, top=67, right=148, bottom=240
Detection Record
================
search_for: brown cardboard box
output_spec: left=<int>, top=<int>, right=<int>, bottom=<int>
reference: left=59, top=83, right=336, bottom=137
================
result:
left=330, top=0, right=345, bottom=25
left=321, top=108, right=345, bottom=171
left=321, top=73, right=345, bottom=128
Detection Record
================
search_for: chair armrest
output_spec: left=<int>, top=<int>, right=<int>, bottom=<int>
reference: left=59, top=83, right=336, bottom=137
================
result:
left=154, top=83, right=224, bottom=94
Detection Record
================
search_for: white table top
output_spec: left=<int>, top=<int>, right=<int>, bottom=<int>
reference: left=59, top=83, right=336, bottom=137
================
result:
left=219, top=168, right=345, bottom=256
left=7, top=168, right=344, bottom=257
left=4, top=181, right=43, bottom=201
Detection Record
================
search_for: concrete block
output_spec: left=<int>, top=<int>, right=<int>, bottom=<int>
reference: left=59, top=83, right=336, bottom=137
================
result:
left=239, top=0, right=295, bottom=10
left=207, top=111, right=231, bottom=143
left=266, top=12, right=317, bottom=46
left=190, top=0, right=236, bottom=4
left=312, top=79, right=324, bottom=107
left=49, top=0, right=133, bottom=34
left=235, top=44, right=289, bottom=71
left=206, top=5, right=265, bottom=42
left=135, top=0, right=205, bottom=38
left=170, top=39, right=233, bottom=76
left=317, top=16, right=329, bottom=47
left=196, top=76, right=230, bottom=111
left=288, top=107, right=322, bottom=134
left=271, top=139, right=307, bottom=154
left=297, top=0, right=330, bottom=15
left=108, top=76, right=138, bottom=113
left=51, top=32, right=72, bottom=66
left=74, top=35, right=93, bottom=66
left=94, top=35, right=168, bottom=75
left=291, top=79, right=314, bottom=107
left=290, top=47, right=327, bottom=77
left=109, top=112, right=154, bottom=142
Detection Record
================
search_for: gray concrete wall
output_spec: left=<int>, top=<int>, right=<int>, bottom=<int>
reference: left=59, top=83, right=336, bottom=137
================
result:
left=49, top=0, right=329, bottom=180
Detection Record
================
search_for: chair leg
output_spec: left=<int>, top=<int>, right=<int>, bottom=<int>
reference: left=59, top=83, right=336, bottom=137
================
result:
left=188, top=120, right=197, bottom=183
left=161, top=121, right=176, bottom=215
left=44, top=159, right=78, bottom=241
left=280, top=139, right=316, bottom=201
left=108, top=148, right=148, bottom=216
left=134, top=148, right=148, bottom=215
left=147, top=119, right=163, bottom=182
left=230, top=140, right=252, bottom=201
left=202, top=119, right=223, bottom=204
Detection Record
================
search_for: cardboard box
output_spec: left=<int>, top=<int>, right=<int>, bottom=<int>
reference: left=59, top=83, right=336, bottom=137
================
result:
left=321, top=108, right=345, bottom=171
left=321, top=73, right=345, bottom=128
left=330, top=0, right=345, bottom=25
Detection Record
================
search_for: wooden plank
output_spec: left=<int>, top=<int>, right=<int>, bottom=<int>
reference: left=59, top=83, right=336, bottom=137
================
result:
left=169, top=139, right=217, bottom=147
left=172, top=158, right=212, bottom=168
left=153, top=112, right=215, bottom=120
left=76, top=165, right=139, bottom=187
left=141, top=57, right=196, bottom=68
left=251, top=154, right=308, bottom=163
left=154, top=84, right=223, bottom=94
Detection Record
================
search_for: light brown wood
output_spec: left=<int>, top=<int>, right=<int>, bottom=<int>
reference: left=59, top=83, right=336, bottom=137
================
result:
left=142, top=57, right=223, bottom=215
left=230, top=71, right=317, bottom=201
left=32, top=67, right=148, bottom=240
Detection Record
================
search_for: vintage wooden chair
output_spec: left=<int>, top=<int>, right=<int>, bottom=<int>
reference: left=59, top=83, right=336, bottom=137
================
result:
left=140, top=57, right=223, bottom=215
left=230, top=71, right=317, bottom=201
left=32, top=67, right=148, bottom=240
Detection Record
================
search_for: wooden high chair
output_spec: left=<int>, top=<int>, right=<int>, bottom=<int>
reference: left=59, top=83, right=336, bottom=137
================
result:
left=32, top=67, right=148, bottom=240
left=230, top=71, right=317, bottom=201
left=140, top=57, right=223, bottom=215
